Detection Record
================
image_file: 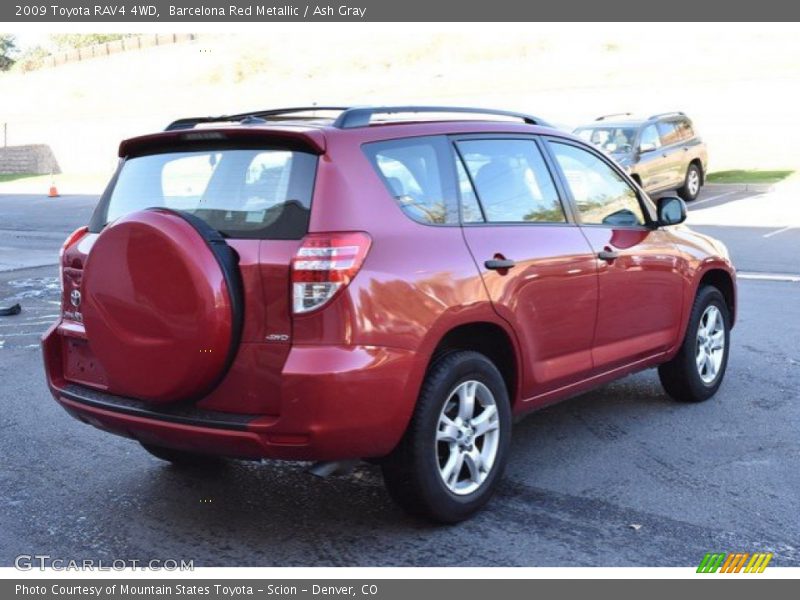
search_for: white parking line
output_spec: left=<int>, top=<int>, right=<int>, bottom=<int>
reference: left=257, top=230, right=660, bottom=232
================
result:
left=738, top=272, right=800, bottom=282
left=763, top=226, right=794, bottom=238
left=690, top=190, right=740, bottom=207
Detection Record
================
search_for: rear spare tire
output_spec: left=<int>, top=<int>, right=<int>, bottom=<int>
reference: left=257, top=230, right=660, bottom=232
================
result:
left=81, top=208, right=243, bottom=403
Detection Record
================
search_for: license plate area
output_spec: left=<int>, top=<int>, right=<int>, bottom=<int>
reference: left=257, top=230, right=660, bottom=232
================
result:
left=63, top=337, right=108, bottom=388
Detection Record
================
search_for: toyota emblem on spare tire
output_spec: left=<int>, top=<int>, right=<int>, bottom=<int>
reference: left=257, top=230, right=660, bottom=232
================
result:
left=70, top=289, right=81, bottom=308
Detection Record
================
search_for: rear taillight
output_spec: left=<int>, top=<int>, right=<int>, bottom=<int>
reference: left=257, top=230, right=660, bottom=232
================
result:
left=59, top=226, right=88, bottom=299
left=291, top=232, right=372, bottom=314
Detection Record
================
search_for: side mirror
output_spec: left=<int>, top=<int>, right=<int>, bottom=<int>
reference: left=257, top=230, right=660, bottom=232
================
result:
left=639, top=142, right=657, bottom=153
left=656, top=196, right=687, bottom=226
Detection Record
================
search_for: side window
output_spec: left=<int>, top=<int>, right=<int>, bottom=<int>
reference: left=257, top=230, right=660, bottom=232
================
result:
left=364, top=136, right=457, bottom=225
left=550, top=142, right=645, bottom=227
left=639, top=125, right=661, bottom=151
left=455, top=139, right=566, bottom=224
left=656, top=121, right=681, bottom=146
left=676, top=119, right=695, bottom=141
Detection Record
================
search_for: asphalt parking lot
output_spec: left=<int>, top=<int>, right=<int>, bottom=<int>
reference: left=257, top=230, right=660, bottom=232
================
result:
left=0, top=185, right=798, bottom=567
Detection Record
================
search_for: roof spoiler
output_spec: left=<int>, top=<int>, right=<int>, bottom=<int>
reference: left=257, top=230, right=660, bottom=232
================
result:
left=119, top=126, right=327, bottom=157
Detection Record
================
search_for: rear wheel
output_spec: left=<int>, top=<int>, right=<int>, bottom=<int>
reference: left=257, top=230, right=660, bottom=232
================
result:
left=381, top=351, right=511, bottom=523
left=140, top=443, right=227, bottom=468
left=678, top=163, right=702, bottom=201
left=658, top=286, right=730, bottom=402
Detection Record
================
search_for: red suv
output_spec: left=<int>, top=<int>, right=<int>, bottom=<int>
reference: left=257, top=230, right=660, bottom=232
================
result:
left=42, top=106, right=736, bottom=522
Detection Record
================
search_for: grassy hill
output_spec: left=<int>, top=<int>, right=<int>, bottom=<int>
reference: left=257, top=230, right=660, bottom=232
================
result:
left=2, top=24, right=799, bottom=189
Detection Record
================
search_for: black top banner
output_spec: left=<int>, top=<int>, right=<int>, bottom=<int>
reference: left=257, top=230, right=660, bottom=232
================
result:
left=3, top=0, right=800, bottom=21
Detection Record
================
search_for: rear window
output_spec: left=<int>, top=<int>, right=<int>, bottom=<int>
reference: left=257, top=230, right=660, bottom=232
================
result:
left=97, top=148, right=317, bottom=239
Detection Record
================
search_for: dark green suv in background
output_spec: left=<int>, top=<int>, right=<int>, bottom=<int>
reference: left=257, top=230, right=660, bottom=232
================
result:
left=574, top=112, right=708, bottom=201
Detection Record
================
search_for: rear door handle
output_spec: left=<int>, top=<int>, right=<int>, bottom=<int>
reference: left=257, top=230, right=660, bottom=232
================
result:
left=597, top=249, right=619, bottom=262
left=485, top=258, right=516, bottom=270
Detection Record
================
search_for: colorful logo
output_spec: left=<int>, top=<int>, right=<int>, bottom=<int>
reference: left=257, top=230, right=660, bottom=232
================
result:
left=697, top=552, right=773, bottom=573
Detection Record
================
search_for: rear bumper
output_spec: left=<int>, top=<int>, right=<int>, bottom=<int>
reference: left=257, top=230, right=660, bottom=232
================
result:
left=42, top=323, right=421, bottom=461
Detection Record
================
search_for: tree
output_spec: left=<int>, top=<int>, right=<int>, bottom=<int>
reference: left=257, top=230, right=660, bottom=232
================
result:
left=0, top=34, right=17, bottom=71
left=14, top=46, right=49, bottom=73
left=49, top=34, right=131, bottom=50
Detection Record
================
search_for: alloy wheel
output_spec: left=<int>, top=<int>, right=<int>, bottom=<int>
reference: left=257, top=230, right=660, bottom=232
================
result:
left=688, top=168, right=701, bottom=197
left=435, top=380, right=500, bottom=495
left=695, top=305, right=725, bottom=384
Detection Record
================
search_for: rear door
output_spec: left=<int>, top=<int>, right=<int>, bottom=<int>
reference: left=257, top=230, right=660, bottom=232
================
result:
left=545, top=138, right=684, bottom=371
left=635, top=123, right=670, bottom=191
left=455, top=136, right=599, bottom=402
left=63, top=142, right=317, bottom=412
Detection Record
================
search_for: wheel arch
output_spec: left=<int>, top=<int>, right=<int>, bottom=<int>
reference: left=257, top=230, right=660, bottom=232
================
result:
left=688, top=158, right=705, bottom=184
left=427, top=321, right=521, bottom=409
left=697, top=267, right=736, bottom=326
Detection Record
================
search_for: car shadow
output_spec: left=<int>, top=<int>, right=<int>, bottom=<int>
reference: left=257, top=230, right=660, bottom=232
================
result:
left=93, top=369, right=706, bottom=566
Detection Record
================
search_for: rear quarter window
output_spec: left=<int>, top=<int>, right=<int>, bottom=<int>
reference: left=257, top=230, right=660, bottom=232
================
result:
left=363, top=136, right=458, bottom=225
left=656, top=121, right=682, bottom=146
left=676, top=119, right=696, bottom=140
left=96, top=147, right=317, bottom=239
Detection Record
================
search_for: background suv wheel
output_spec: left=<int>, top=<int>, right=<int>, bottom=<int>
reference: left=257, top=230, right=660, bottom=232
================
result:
left=678, top=163, right=702, bottom=201
left=381, top=351, right=511, bottom=523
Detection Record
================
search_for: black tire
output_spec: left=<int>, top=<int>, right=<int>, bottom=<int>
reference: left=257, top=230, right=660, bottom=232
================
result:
left=381, top=351, right=512, bottom=523
left=658, top=286, right=731, bottom=402
left=677, top=163, right=702, bottom=202
left=140, top=443, right=227, bottom=468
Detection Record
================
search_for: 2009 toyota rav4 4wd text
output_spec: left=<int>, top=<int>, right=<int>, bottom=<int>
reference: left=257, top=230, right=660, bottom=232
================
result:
left=43, top=106, right=736, bottom=522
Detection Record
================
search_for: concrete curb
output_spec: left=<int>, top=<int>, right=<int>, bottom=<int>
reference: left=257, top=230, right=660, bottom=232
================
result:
left=703, top=182, right=775, bottom=194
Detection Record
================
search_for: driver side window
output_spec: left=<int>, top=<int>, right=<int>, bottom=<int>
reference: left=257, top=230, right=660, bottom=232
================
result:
left=551, top=142, right=645, bottom=227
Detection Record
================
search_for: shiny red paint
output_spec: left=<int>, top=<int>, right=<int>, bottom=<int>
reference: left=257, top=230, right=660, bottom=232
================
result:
left=462, top=224, right=598, bottom=401
left=43, top=117, right=736, bottom=462
left=80, top=209, right=234, bottom=402
left=580, top=226, right=685, bottom=371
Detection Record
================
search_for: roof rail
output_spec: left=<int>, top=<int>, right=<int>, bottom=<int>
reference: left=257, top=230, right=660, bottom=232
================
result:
left=595, top=112, right=633, bottom=121
left=164, top=106, right=350, bottom=131
left=332, top=106, right=549, bottom=129
left=647, top=111, right=686, bottom=120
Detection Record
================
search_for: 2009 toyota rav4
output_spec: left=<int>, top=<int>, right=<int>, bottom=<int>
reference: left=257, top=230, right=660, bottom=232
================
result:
left=43, top=106, right=736, bottom=522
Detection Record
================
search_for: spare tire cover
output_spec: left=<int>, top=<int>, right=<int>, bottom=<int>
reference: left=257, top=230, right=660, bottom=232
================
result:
left=82, top=208, right=242, bottom=403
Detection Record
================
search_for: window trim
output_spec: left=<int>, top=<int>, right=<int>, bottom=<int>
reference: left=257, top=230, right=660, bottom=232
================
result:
left=449, top=133, right=576, bottom=227
left=542, top=136, right=658, bottom=230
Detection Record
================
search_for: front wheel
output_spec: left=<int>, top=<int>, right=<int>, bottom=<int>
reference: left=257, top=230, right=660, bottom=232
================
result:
left=658, top=286, right=731, bottom=402
left=678, top=163, right=702, bottom=201
left=382, top=351, right=512, bottom=523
